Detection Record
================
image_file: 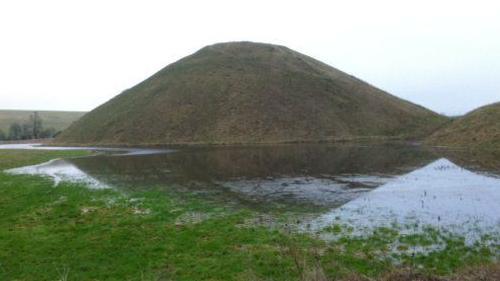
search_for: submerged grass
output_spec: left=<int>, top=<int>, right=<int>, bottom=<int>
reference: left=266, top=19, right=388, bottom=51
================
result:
left=0, top=149, right=498, bottom=280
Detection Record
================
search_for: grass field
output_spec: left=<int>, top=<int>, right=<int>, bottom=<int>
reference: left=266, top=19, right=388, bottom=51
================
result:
left=0, top=149, right=498, bottom=280
left=0, top=110, right=86, bottom=133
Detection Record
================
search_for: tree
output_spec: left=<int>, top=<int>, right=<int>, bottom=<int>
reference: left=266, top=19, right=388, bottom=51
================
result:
left=6, top=113, right=47, bottom=140
left=30, top=111, right=42, bottom=139
left=40, top=127, right=57, bottom=138
left=0, top=129, right=6, bottom=141
left=21, top=123, right=33, bottom=139
left=8, top=123, right=22, bottom=140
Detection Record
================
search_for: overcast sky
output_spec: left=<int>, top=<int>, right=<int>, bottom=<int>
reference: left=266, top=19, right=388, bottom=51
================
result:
left=0, top=0, right=499, bottom=116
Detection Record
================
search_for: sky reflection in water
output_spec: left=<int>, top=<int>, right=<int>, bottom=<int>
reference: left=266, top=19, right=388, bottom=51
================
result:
left=4, top=143, right=500, bottom=240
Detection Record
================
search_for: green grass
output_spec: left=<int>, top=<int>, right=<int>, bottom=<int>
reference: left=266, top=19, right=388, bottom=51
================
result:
left=0, top=110, right=86, bottom=133
left=0, top=150, right=497, bottom=280
left=322, top=225, right=498, bottom=278
left=0, top=150, right=92, bottom=170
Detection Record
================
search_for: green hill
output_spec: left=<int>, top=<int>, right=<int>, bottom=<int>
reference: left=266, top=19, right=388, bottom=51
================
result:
left=57, top=42, right=447, bottom=145
left=0, top=110, right=86, bottom=134
left=427, top=102, right=500, bottom=149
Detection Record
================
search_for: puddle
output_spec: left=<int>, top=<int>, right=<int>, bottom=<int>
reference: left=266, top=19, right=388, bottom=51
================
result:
left=0, top=143, right=172, bottom=156
left=220, top=177, right=372, bottom=207
left=3, top=142, right=500, bottom=247
left=308, top=158, right=500, bottom=244
left=3, top=143, right=433, bottom=210
left=6, top=159, right=109, bottom=189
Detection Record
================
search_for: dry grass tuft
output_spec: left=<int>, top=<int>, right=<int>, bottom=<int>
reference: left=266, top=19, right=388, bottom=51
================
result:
left=321, top=263, right=500, bottom=281
left=448, top=263, right=500, bottom=281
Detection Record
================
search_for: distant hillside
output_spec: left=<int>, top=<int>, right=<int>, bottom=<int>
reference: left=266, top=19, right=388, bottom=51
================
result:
left=57, top=41, right=447, bottom=145
left=0, top=110, right=86, bottom=133
left=427, top=102, right=500, bottom=149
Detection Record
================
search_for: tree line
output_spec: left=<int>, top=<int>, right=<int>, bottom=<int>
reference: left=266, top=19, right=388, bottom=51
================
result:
left=0, top=112, right=58, bottom=141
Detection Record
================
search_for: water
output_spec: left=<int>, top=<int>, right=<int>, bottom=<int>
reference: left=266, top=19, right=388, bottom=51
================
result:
left=3, top=143, right=500, bottom=242
left=7, top=158, right=109, bottom=188
left=0, top=143, right=171, bottom=155
left=309, top=158, right=500, bottom=243
left=5, top=143, right=435, bottom=207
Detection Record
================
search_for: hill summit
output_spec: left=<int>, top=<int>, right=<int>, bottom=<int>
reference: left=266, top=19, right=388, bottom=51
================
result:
left=58, top=42, right=446, bottom=145
left=427, top=102, right=500, bottom=148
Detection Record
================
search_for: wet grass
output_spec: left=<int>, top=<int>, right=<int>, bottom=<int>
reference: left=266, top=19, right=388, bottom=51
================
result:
left=0, top=149, right=92, bottom=170
left=322, top=224, right=499, bottom=278
left=0, top=150, right=498, bottom=280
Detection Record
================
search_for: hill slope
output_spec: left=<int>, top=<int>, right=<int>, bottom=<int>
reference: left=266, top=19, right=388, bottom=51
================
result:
left=427, top=102, right=500, bottom=148
left=0, top=110, right=86, bottom=133
left=58, top=42, right=447, bottom=145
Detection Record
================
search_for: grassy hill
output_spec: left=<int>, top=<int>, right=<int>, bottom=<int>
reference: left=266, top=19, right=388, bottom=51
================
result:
left=0, top=110, right=86, bottom=134
left=57, top=41, right=447, bottom=145
left=427, top=102, right=500, bottom=149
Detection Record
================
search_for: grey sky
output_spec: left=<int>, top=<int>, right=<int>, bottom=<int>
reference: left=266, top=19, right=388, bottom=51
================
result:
left=0, top=0, right=499, bottom=116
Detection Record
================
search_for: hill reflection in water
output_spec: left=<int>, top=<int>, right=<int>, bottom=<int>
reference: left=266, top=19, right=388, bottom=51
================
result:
left=65, top=143, right=438, bottom=209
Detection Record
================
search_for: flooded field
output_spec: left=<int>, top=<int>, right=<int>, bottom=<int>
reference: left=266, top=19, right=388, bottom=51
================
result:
left=3, top=143, right=500, bottom=244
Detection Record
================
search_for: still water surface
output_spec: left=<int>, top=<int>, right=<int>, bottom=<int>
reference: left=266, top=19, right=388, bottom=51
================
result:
left=3, top=143, right=500, bottom=242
